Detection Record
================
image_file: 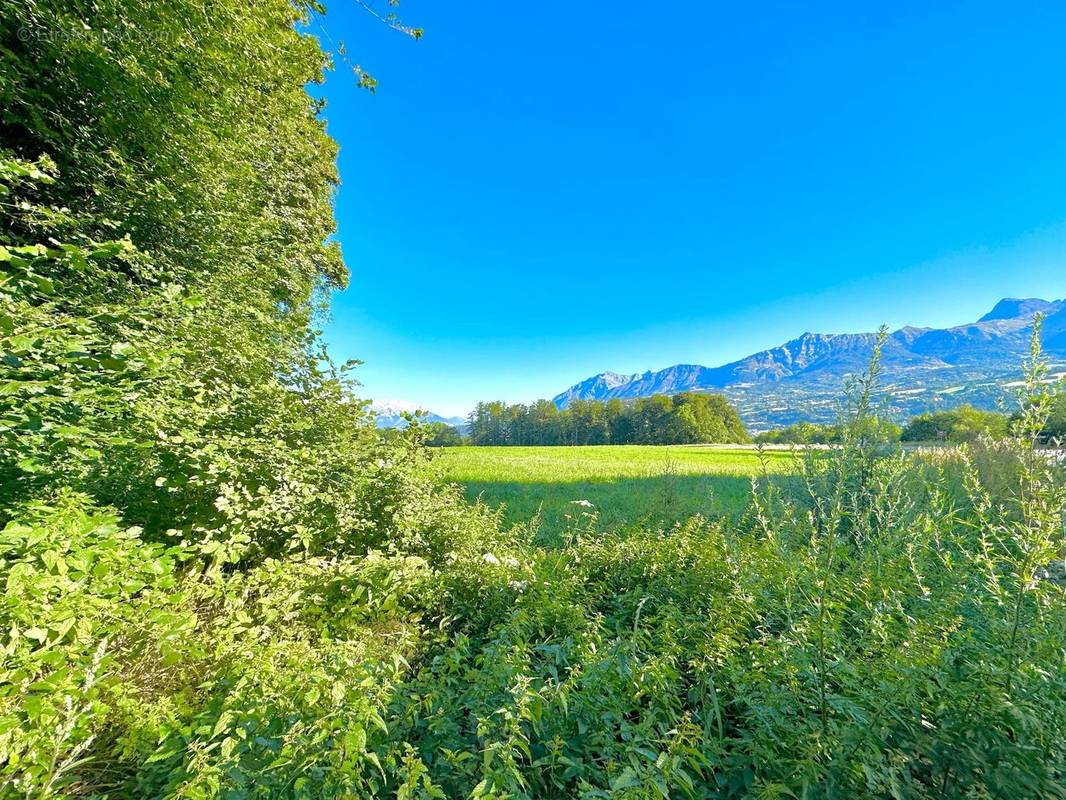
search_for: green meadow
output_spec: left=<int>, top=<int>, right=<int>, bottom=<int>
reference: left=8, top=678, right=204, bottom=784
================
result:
left=436, top=444, right=801, bottom=539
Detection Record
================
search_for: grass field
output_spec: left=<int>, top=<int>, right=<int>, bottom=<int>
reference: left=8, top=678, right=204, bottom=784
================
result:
left=435, top=445, right=800, bottom=540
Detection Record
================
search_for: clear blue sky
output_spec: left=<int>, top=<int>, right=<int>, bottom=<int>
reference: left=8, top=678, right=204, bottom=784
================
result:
left=315, top=1, right=1066, bottom=416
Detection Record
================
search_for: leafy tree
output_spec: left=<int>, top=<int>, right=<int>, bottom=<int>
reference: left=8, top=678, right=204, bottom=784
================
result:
left=0, top=0, right=354, bottom=551
left=901, top=405, right=1008, bottom=443
left=1043, top=392, right=1066, bottom=441
left=568, top=399, right=610, bottom=445
left=422, top=422, right=464, bottom=447
left=466, top=393, right=750, bottom=445
left=684, top=392, right=751, bottom=443
left=0, top=2, right=503, bottom=793
left=756, top=421, right=841, bottom=444
left=604, top=398, right=631, bottom=443
left=530, top=398, right=564, bottom=445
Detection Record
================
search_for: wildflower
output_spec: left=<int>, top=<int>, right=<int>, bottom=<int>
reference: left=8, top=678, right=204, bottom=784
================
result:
left=482, top=552, right=500, bottom=566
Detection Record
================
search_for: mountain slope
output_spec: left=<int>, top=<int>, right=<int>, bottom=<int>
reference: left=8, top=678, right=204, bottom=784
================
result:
left=979, top=297, right=1060, bottom=322
left=553, top=298, right=1066, bottom=430
left=370, top=400, right=466, bottom=430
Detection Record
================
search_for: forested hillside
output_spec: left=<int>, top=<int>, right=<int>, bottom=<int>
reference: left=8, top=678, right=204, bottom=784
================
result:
left=2, top=2, right=1065, bottom=798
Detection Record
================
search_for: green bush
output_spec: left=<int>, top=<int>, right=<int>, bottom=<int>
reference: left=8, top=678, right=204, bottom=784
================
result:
left=422, top=422, right=466, bottom=447
left=900, top=405, right=1009, bottom=443
left=756, top=418, right=902, bottom=445
left=0, top=494, right=191, bottom=796
left=0, top=487, right=516, bottom=797
left=1040, top=393, right=1065, bottom=442
left=755, top=421, right=839, bottom=444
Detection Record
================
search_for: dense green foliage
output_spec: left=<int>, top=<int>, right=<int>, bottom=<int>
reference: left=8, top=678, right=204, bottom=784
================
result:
left=1039, top=393, right=1065, bottom=442
left=418, top=433, right=1066, bottom=799
left=422, top=422, right=466, bottom=447
left=758, top=407, right=1030, bottom=447
left=1, top=0, right=350, bottom=536
left=755, top=421, right=840, bottom=444
left=2, top=1, right=1065, bottom=798
left=0, top=1, right=504, bottom=795
left=438, top=446, right=798, bottom=540
left=900, top=405, right=1009, bottom=443
left=467, top=394, right=750, bottom=446
left=755, top=418, right=903, bottom=445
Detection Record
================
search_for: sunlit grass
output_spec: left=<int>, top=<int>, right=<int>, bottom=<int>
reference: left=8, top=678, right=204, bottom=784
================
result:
left=435, top=445, right=800, bottom=540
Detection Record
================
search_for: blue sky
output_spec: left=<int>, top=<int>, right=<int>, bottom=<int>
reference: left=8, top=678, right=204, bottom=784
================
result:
left=315, top=1, right=1066, bottom=416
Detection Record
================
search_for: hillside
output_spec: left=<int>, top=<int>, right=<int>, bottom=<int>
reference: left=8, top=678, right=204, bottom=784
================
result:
left=554, top=298, right=1066, bottom=430
left=370, top=399, right=466, bottom=430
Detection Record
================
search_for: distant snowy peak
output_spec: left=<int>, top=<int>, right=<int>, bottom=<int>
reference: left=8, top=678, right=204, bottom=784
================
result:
left=370, top=399, right=465, bottom=430
left=371, top=399, right=421, bottom=416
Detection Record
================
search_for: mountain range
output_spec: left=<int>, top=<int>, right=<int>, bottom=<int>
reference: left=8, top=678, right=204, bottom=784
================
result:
left=553, top=298, right=1066, bottom=431
left=370, top=400, right=466, bottom=430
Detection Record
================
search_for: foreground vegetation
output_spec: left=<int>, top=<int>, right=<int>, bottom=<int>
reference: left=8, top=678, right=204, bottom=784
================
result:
left=437, top=446, right=797, bottom=540
left=2, top=1, right=1065, bottom=797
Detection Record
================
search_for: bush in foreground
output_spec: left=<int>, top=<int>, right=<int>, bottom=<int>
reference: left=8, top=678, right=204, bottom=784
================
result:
left=3, top=336, right=1064, bottom=797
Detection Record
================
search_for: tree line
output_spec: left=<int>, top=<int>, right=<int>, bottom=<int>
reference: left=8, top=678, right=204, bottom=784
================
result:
left=425, top=398, right=1066, bottom=447
left=754, top=400, right=1066, bottom=445
left=462, top=392, right=751, bottom=445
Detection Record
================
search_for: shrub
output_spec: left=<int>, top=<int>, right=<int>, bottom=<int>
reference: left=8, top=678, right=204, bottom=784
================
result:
left=1040, top=393, right=1065, bottom=442
left=756, top=417, right=901, bottom=445
left=900, top=405, right=1009, bottom=443
left=422, top=422, right=466, bottom=447
left=756, top=421, right=839, bottom=444
left=0, top=494, right=192, bottom=796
